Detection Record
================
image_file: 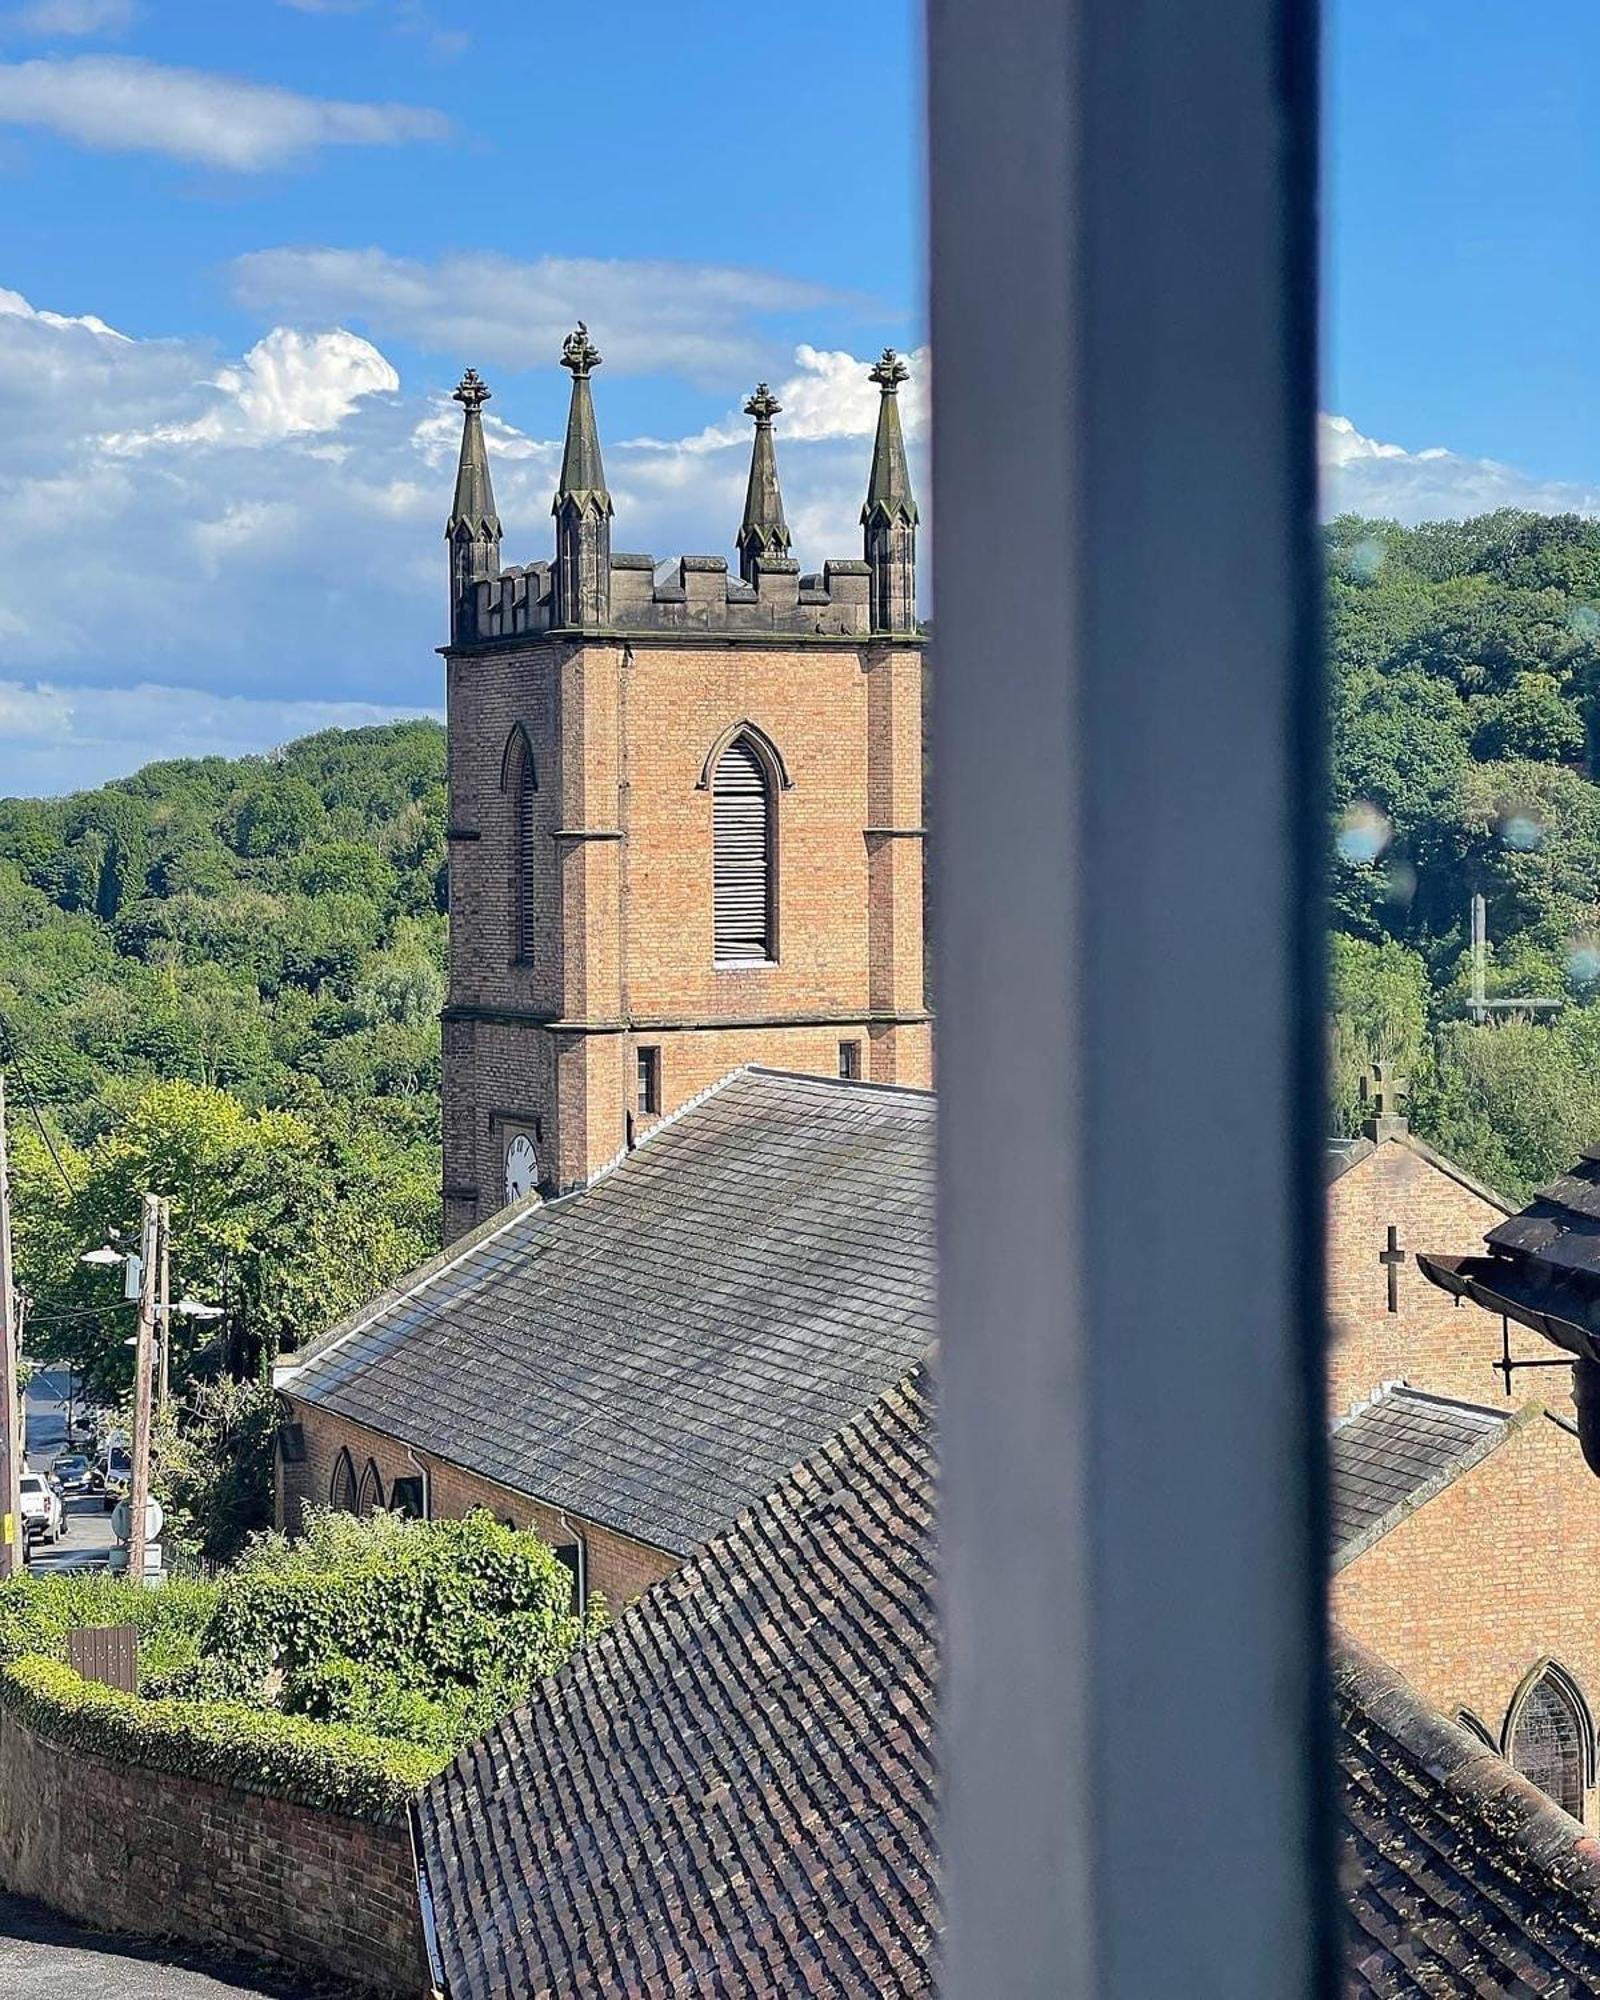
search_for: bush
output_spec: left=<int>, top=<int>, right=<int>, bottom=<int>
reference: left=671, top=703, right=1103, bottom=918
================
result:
left=198, top=1509, right=598, bottom=1722
left=0, top=1573, right=219, bottom=1671
left=0, top=1654, right=439, bottom=1819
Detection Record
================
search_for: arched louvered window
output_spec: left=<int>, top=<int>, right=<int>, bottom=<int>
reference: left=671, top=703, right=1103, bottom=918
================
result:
left=357, top=1459, right=385, bottom=1517
left=713, top=735, right=774, bottom=963
left=513, top=739, right=537, bottom=964
left=329, top=1447, right=356, bottom=1514
left=1509, top=1666, right=1591, bottom=1821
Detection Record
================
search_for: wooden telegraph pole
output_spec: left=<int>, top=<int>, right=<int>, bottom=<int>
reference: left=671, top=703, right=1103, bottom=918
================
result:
left=126, top=1192, right=159, bottom=1585
left=156, top=1197, right=171, bottom=1412
left=0, top=1080, right=21, bottom=1580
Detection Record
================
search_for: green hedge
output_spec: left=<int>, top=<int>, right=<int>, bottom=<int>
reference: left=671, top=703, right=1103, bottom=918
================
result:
left=0, top=1654, right=443, bottom=1820
left=0, top=1574, right=220, bottom=1668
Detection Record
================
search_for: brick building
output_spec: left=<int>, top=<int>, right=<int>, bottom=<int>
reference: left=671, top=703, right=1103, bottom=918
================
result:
left=440, top=330, right=930, bottom=1240
left=1330, top=1385, right=1600, bottom=1826
left=1324, top=1091, right=1552, bottom=1416
left=277, top=1068, right=934, bottom=1608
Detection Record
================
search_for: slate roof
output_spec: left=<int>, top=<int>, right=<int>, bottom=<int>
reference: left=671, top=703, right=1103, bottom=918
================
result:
left=1329, top=1388, right=1511, bottom=1567
left=1421, top=1149, right=1600, bottom=1371
left=414, top=1369, right=937, bottom=2000
left=282, top=1068, right=936, bottom=1555
left=1336, top=1633, right=1600, bottom=1995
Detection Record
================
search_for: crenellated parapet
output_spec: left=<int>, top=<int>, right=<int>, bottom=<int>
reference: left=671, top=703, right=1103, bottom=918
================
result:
left=446, top=330, right=920, bottom=649
left=460, top=551, right=878, bottom=643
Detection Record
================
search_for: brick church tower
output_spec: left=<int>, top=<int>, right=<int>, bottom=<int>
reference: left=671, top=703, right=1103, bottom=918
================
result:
left=439, top=327, right=931, bottom=1239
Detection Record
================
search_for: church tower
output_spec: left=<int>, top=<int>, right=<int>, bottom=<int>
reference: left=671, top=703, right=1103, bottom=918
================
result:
left=440, top=331, right=931, bottom=1239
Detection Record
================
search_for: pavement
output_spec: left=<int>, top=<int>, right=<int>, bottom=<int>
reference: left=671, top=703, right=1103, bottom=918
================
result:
left=0, top=1891, right=342, bottom=1997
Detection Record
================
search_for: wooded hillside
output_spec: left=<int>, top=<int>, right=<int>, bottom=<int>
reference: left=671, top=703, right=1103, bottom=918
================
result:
left=1330, top=509, right=1600, bottom=1198
left=0, top=721, right=447, bottom=1390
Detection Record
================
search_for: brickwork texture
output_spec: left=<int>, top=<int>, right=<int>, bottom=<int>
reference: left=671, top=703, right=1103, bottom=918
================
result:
left=0, top=1701, right=427, bottom=1996
left=281, top=1396, right=677, bottom=1609
left=1325, top=1137, right=1549, bottom=1416
left=1333, top=1406, right=1600, bottom=1825
left=443, top=633, right=931, bottom=1232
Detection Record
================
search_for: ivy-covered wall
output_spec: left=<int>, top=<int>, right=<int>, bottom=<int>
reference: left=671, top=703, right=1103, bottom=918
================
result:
left=0, top=1698, right=428, bottom=1996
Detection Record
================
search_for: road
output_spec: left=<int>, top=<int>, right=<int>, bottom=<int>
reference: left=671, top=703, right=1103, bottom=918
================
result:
left=21, top=1368, right=118, bottom=1572
left=0, top=1890, right=342, bottom=1996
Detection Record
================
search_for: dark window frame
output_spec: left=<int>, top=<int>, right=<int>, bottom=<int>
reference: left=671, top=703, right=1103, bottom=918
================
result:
left=329, top=1446, right=356, bottom=1514
left=637, top=1045, right=661, bottom=1117
left=711, top=732, right=778, bottom=966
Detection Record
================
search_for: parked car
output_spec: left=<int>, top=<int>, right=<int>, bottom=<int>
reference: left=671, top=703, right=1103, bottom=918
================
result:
left=94, top=1448, right=131, bottom=1512
left=18, top=1471, right=64, bottom=1545
left=50, top=1452, right=91, bottom=1493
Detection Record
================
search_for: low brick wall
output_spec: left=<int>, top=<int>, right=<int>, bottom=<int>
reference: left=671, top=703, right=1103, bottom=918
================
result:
left=0, top=1703, right=429, bottom=1996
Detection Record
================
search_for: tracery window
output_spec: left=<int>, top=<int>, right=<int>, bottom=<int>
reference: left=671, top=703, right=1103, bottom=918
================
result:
left=712, top=735, right=774, bottom=964
left=357, top=1459, right=385, bottom=1517
left=1508, top=1665, right=1591, bottom=1821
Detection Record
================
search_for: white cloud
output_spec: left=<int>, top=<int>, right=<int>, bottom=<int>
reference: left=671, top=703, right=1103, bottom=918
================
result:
left=0, top=0, right=137, bottom=35
left=1319, top=412, right=1600, bottom=522
left=103, top=327, right=398, bottom=450
left=0, top=681, right=431, bottom=795
left=0, top=296, right=923, bottom=793
left=231, top=247, right=853, bottom=386
left=0, top=55, right=448, bottom=168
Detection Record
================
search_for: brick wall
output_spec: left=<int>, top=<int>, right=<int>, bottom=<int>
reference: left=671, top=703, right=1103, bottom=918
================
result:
left=0, top=1702, right=427, bottom=1996
left=443, top=632, right=930, bottom=1228
left=282, top=1397, right=679, bottom=1610
left=1325, top=1135, right=1551, bottom=1415
left=1332, top=1407, right=1600, bottom=1823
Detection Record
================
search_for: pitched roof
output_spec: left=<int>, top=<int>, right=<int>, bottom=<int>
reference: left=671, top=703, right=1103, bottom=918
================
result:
left=1329, top=1387, right=1512, bottom=1567
left=1336, top=1633, right=1600, bottom=1995
left=413, top=1368, right=1600, bottom=1998
left=414, top=1369, right=937, bottom=2000
left=283, top=1068, right=936, bottom=1555
left=1324, top=1126, right=1511, bottom=1213
left=1420, top=1149, right=1600, bottom=1374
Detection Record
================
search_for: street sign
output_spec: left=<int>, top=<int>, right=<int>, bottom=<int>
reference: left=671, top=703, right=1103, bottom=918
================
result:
left=110, top=1494, right=163, bottom=1544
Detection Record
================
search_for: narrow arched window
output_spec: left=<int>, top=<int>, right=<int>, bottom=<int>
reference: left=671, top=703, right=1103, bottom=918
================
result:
left=713, top=735, right=774, bottom=963
left=1457, top=1709, right=1496, bottom=1750
left=1509, top=1667, right=1590, bottom=1820
left=329, top=1447, right=356, bottom=1513
left=513, top=739, right=537, bottom=963
left=357, top=1459, right=385, bottom=1517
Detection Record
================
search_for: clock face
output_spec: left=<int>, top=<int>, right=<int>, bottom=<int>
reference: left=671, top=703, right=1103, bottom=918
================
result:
left=504, top=1134, right=538, bottom=1205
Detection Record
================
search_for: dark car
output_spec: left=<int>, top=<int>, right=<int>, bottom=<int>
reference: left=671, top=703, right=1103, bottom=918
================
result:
left=50, top=1452, right=91, bottom=1494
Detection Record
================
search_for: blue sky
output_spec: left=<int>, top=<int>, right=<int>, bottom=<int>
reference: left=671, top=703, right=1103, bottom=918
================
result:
left=0, top=0, right=1597, bottom=794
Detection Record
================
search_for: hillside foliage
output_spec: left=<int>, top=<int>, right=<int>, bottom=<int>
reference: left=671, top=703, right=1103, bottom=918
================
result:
left=0, top=721, right=447, bottom=1392
left=1329, top=510, right=1600, bottom=1197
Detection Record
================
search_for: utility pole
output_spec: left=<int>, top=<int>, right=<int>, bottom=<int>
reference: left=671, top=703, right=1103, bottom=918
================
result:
left=156, top=1197, right=171, bottom=1412
left=127, top=1192, right=159, bottom=1586
left=0, top=1080, right=21, bottom=1581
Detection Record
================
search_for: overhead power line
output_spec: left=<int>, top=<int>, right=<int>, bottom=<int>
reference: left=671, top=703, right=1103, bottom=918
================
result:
left=0, top=1010, right=77, bottom=1199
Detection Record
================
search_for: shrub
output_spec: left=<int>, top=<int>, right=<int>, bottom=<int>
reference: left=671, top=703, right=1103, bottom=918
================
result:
left=0, top=1573, right=219, bottom=1670
left=199, top=1509, right=597, bottom=1722
left=0, top=1654, right=439, bottom=1819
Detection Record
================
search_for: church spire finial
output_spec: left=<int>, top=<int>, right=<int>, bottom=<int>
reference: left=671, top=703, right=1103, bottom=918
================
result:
left=552, top=323, right=612, bottom=626
left=862, top=349, right=918, bottom=632
left=445, top=367, right=501, bottom=640
left=736, top=381, right=792, bottom=583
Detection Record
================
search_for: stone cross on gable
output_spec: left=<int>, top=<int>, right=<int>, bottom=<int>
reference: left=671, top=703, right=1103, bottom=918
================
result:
left=1360, top=1062, right=1409, bottom=1141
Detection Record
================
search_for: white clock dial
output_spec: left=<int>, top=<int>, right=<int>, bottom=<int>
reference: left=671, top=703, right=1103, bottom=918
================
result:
left=504, top=1133, right=538, bottom=1205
